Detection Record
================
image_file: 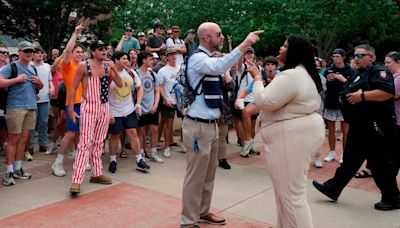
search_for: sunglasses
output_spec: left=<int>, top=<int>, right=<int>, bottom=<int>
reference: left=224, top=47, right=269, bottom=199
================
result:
left=354, top=53, right=370, bottom=59
left=0, top=51, right=9, bottom=55
left=97, top=47, right=107, bottom=51
left=22, top=49, right=34, bottom=53
left=167, top=33, right=172, bottom=35
left=215, top=31, right=223, bottom=37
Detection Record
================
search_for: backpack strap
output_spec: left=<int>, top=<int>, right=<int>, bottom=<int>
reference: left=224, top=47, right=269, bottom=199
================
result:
left=127, top=69, right=137, bottom=86
left=10, top=62, right=18, bottom=79
left=149, top=70, right=156, bottom=83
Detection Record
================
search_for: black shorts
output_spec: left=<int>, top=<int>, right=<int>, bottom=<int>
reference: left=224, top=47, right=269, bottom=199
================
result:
left=161, top=105, right=176, bottom=119
left=138, top=113, right=159, bottom=127
left=108, top=111, right=138, bottom=134
left=50, top=99, right=59, bottom=107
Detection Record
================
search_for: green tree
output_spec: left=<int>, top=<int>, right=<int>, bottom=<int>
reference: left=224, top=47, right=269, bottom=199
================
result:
left=0, top=0, right=125, bottom=53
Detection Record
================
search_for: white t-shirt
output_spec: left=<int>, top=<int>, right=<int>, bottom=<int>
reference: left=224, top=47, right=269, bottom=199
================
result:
left=166, top=38, right=185, bottom=65
left=237, top=64, right=254, bottom=103
left=108, top=69, right=141, bottom=117
left=34, top=62, right=52, bottom=103
left=158, top=64, right=180, bottom=105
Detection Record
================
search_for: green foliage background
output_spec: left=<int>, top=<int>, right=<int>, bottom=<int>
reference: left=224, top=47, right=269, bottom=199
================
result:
left=1, top=0, right=399, bottom=60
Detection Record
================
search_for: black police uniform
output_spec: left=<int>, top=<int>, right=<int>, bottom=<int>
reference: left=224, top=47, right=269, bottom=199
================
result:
left=315, top=64, right=399, bottom=207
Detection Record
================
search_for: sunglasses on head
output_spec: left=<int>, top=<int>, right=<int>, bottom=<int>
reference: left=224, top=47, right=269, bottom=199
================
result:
left=22, top=49, right=34, bottom=53
left=0, top=51, right=9, bottom=55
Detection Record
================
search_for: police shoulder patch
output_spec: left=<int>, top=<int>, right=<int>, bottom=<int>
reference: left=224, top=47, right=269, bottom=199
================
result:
left=379, top=71, right=387, bottom=80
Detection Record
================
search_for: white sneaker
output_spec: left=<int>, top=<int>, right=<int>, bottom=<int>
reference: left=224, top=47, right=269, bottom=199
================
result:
left=86, top=162, right=91, bottom=171
left=339, top=155, right=343, bottom=164
left=163, top=148, right=171, bottom=158
left=52, top=161, right=66, bottom=177
left=68, top=150, right=76, bottom=159
left=152, top=153, right=164, bottom=163
left=45, top=143, right=58, bottom=155
left=324, top=151, right=336, bottom=162
left=240, top=140, right=254, bottom=157
left=177, top=141, right=186, bottom=153
left=314, top=158, right=323, bottom=168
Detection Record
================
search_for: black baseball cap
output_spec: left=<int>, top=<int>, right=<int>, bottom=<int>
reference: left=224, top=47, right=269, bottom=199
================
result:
left=90, top=40, right=107, bottom=50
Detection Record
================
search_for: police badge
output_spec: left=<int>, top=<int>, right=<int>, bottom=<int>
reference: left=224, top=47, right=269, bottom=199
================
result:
left=379, top=71, right=387, bottom=80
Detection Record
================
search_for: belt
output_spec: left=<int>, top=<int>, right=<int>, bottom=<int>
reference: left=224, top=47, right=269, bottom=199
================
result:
left=187, top=115, right=218, bottom=124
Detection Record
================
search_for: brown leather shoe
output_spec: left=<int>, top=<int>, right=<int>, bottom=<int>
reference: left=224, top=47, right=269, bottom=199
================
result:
left=199, top=213, right=226, bottom=225
left=90, top=175, right=112, bottom=185
left=70, top=183, right=80, bottom=195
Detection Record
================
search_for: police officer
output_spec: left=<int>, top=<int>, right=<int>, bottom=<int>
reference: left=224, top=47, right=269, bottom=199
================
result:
left=313, top=44, right=400, bottom=210
left=180, top=22, right=263, bottom=227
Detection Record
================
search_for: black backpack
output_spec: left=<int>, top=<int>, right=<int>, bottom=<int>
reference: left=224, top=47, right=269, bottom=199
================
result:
left=0, top=62, right=18, bottom=112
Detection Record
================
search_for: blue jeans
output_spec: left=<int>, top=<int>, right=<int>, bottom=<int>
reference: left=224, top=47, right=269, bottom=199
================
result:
left=30, top=102, right=49, bottom=148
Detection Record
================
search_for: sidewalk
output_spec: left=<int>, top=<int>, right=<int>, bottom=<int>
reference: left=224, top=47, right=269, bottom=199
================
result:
left=0, top=131, right=399, bottom=228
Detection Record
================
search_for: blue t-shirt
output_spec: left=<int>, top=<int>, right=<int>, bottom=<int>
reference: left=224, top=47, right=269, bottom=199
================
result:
left=0, top=62, right=37, bottom=109
left=122, top=37, right=140, bottom=53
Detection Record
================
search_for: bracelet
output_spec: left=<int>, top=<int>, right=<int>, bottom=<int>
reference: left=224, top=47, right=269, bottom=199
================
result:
left=361, top=91, right=365, bottom=102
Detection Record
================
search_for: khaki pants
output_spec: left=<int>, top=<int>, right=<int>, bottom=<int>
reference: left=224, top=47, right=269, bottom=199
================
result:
left=181, top=117, right=219, bottom=225
left=218, top=123, right=229, bottom=160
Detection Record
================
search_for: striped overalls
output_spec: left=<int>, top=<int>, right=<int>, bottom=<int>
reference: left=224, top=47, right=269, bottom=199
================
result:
left=72, top=61, right=110, bottom=184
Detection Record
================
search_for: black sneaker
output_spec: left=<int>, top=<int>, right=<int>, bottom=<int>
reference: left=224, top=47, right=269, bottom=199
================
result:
left=3, top=172, right=16, bottom=186
left=13, top=168, right=32, bottom=180
left=109, top=161, right=117, bottom=173
left=136, top=159, right=150, bottom=172
left=249, top=148, right=260, bottom=155
left=218, top=159, right=231, bottom=169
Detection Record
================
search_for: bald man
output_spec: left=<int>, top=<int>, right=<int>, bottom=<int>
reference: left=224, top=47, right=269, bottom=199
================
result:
left=180, top=22, right=262, bottom=227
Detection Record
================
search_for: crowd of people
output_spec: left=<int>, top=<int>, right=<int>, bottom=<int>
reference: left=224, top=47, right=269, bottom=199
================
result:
left=0, top=19, right=399, bottom=228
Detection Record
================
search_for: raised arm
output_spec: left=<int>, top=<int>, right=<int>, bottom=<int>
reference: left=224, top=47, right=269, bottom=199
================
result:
left=64, top=23, right=84, bottom=64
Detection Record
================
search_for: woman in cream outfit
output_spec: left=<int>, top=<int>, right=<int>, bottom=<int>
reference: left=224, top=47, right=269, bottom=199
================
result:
left=249, top=36, right=325, bottom=228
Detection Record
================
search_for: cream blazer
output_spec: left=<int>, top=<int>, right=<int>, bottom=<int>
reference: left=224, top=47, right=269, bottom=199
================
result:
left=253, top=65, right=321, bottom=128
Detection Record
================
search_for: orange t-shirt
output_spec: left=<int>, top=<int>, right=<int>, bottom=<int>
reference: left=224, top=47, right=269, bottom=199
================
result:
left=61, top=59, right=82, bottom=105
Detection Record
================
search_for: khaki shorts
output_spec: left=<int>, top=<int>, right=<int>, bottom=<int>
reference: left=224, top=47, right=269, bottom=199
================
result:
left=5, top=109, right=36, bottom=134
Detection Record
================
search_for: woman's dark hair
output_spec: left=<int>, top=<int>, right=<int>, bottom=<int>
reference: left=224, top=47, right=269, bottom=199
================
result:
left=386, top=51, right=400, bottom=62
left=282, top=35, right=322, bottom=93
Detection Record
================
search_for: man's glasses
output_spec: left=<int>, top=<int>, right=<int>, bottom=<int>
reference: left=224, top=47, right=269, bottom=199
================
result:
left=22, top=49, right=34, bottom=53
left=0, top=51, right=9, bottom=55
left=97, top=47, right=107, bottom=51
left=216, top=31, right=223, bottom=37
left=167, top=33, right=172, bottom=36
left=354, top=53, right=370, bottom=59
